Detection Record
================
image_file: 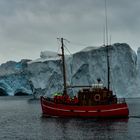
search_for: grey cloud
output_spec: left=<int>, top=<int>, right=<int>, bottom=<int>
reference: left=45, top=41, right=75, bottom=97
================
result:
left=0, top=0, right=140, bottom=64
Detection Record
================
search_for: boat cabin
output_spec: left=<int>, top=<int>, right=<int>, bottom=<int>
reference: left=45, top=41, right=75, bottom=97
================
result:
left=78, top=85, right=117, bottom=106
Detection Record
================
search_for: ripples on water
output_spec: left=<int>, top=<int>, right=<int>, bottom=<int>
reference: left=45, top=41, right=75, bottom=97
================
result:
left=0, top=96, right=140, bottom=140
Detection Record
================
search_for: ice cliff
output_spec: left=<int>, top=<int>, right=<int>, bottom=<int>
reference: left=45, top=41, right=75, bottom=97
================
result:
left=0, top=43, right=139, bottom=97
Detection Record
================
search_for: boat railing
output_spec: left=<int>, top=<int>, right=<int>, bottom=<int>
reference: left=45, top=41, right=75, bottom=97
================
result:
left=117, top=98, right=126, bottom=104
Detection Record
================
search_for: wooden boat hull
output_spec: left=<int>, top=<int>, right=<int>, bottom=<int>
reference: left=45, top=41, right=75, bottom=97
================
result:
left=40, top=96, right=129, bottom=118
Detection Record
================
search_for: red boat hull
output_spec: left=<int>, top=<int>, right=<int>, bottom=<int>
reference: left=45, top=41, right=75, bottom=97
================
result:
left=40, top=96, right=129, bottom=118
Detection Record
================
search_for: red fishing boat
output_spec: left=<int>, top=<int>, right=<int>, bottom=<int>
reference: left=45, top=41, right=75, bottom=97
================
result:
left=40, top=38, right=129, bottom=118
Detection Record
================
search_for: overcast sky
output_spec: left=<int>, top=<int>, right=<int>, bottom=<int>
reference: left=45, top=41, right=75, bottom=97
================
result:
left=0, top=0, right=140, bottom=64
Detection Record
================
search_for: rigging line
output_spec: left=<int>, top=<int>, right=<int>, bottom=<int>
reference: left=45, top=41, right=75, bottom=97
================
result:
left=57, top=37, right=72, bottom=55
left=56, top=38, right=61, bottom=54
left=64, top=45, right=72, bottom=55
left=63, top=38, right=70, bottom=44
left=69, top=41, right=90, bottom=47
left=57, top=45, right=61, bottom=54
left=103, top=25, right=106, bottom=46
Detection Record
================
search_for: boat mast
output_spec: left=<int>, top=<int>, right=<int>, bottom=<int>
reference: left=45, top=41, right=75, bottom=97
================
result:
left=105, top=0, right=110, bottom=91
left=107, top=43, right=110, bottom=91
left=61, top=38, right=67, bottom=95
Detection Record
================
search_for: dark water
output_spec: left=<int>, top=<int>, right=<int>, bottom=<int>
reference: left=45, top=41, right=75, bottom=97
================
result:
left=0, top=96, right=140, bottom=140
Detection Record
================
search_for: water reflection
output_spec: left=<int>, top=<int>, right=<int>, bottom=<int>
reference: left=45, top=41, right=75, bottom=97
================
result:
left=41, top=117, right=129, bottom=140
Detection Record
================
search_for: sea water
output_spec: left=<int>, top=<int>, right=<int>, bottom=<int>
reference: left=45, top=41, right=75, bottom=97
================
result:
left=0, top=96, right=140, bottom=140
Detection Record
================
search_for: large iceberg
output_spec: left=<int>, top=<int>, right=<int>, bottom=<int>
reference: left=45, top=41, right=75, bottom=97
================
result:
left=0, top=43, right=139, bottom=97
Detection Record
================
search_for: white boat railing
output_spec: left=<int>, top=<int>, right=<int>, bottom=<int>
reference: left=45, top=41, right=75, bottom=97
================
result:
left=117, top=98, right=126, bottom=104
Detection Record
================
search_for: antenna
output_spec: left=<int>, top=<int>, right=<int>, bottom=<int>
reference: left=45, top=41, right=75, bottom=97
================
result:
left=105, top=0, right=109, bottom=46
left=110, top=35, right=112, bottom=45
